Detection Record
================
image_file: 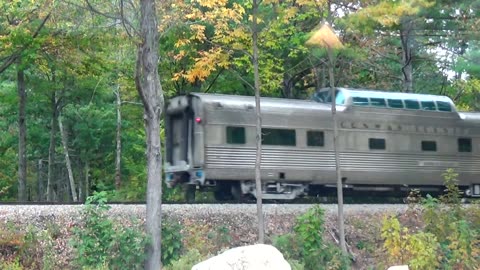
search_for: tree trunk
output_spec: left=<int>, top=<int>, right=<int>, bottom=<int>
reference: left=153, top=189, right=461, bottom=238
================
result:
left=58, top=113, right=77, bottom=202
left=136, top=0, right=164, bottom=269
left=37, top=159, right=43, bottom=201
left=114, top=87, right=122, bottom=190
left=85, top=160, right=90, bottom=198
left=17, top=62, right=27, bottom=202
left=252, top=0, right=265, bottom=244
left=400, top=18, right=414, bottom=93
left=47, top=91, right=58, bottom=201
left=328, top=47, right=346, bottom=253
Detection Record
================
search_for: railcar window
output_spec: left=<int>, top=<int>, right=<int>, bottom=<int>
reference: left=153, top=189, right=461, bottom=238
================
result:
left=336, top=91, right=345, bottom=105
left=404, top=99, right=420, bottom=109
left=313, top=91, right=329, bottom=103
left=369, top=138, right=386, bottom=150
left=226, top=126, right=246, bottom=144
left=387, top=99, right=404, bottom=108
left=421, top=141, right=437, bottom=151
left=262, top=128, right=296, bottom=146
left=436, top=101, right=452, bottom=112
left=307, top=131, right=324, bottom=147
left=421, top=101, right=436, bottom=111
left=458, top=138, right=472, bottom=152
left=370, top=98, right=387, bottom=107
left=353, top=97, right=369, bottom=106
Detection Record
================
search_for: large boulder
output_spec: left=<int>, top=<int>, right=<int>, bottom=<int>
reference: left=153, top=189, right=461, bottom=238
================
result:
left=192, top=244, right=291, bottom=270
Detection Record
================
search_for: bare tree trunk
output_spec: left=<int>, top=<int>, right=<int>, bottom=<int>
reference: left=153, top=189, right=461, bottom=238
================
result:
left=85, top=160, right=90, bottom=198
left=136, top=0, right=164, bottom=269
left=328, top=47, right=347, bottom=253
left=252, top=0, right=265, bottom=244
left=47, top=91, right=58, bottom=201
left=58, top=113, right=77, bottom=202
left=114, top=87, right=122, bottom=190
left=17, top=61, right=27, bottom=202
left=37, top=159, right=43, bottom=201
left=400, top=18, right=414, bottom=93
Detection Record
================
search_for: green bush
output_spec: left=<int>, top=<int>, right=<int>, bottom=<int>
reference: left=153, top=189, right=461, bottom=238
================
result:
left=71, top=191, right=148, bottom=270
left=0, top=259, right=23, bottom=270
left=382, top=169, right=480, bottom=269
left=161, top=219, right=183, bottom=266
left=273, top=205, right=351, bottom=270
left=163, top=249, right=204, bottom=270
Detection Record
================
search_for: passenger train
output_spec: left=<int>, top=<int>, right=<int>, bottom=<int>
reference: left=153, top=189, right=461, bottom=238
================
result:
left=164, top=88, right=480, bottom=201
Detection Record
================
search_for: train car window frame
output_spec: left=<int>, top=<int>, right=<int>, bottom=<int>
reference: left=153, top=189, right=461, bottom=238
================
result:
left=458, top=138, right=472, bottom=152
left=370, top=98, right=387, bottom=107
left=404, top=99, right=420, bottom=110
left=226, top=126, right=246, bottom=144
left=436, top=101, right=452, bottom=112
left=369, top=138, right=386, bottom=150
left=262, top=128, right=296, bottom=146
left=421, top=101, right=436, bottom=111
left=387, top=99, right=404, bottom=109
left=421, top=140, right=437, bottom=151
left=352, top=97, right=369, bottom=106
left=307, top=131, right=325, bottom=147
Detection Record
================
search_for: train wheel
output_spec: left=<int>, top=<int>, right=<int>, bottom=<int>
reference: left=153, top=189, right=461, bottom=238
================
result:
left=183, top=184, right=196, bottom=203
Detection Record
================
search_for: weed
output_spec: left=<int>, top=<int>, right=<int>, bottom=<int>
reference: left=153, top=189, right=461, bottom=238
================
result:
left=71, top=191, right=148, bottom=270
left=273, top=205, right=351, bottom=270
left=161, top=219, right=183, bottom=266
left=163, top=249, right=204, bottom=270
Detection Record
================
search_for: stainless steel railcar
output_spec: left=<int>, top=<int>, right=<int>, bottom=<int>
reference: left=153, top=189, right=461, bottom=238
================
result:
left=164, top=88, right=480, bottom=201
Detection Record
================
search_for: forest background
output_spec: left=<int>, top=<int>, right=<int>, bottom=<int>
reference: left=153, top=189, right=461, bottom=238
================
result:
left=1, top=0, right=479, bottom=202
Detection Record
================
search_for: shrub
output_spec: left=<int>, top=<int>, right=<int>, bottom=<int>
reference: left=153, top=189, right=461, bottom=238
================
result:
left=382, top=215, right=440, bottom=269
left=163, top=249, right=204, bottom=270
left=0, top=258, right=23, bottom=270
left=381, top=169, right=480, bottom=269
left=161, top=219, right=183, bottom=266
left=71, top=191, right=148, bottom=270
left=273, top=205, right=351, bottom=270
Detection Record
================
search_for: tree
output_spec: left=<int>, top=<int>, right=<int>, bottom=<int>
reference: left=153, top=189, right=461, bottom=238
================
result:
left=135, top=0, right=164, bottom=268
left=252, top=0, right=265, bottom=244
left=307, top=22, right=346, bottom=253
left=0, top=0, right=52, bottom=201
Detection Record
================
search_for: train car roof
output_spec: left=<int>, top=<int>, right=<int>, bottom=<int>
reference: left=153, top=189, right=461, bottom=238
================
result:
left=314, top=87, right=457, bottom=112
left=188, top=92, right=344, bottom=113
left=337, top=87, right=455, bottom=103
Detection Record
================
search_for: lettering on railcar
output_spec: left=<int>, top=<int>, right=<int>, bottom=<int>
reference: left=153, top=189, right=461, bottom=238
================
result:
left=340, top=121, right=469, bottom=135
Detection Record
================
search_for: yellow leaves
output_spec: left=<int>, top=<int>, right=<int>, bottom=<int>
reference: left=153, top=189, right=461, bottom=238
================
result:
left=382, top=215, right=441, bottom=269
left=174, top=38, right=190, bottom=48
left=306, top=23, right=343, bottom=49
left=174, top=48, right=230, bottom=83
left=353, top=0, right=435, bottom=27
left=194, top=0, right=228, bottom=9
left=190, top=24, right=206, bottom=41
left=283, top=7, right=298, bottom=23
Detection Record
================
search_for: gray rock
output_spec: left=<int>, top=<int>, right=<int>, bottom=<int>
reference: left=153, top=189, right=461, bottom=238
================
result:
left=192, top=244, right=291, bottom=270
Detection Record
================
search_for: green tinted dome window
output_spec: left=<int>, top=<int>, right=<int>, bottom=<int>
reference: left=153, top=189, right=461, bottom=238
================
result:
left=387, top=99, right=404, bottom=108
left=421, top=101, right=436, bottom=110
left=436, top=101, right=452, bottom=112
left=370, top=98, right=386, bottom=107
left=404, top=99, right=420, bottom=109
left=352, top=97, right=369, bottom=106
